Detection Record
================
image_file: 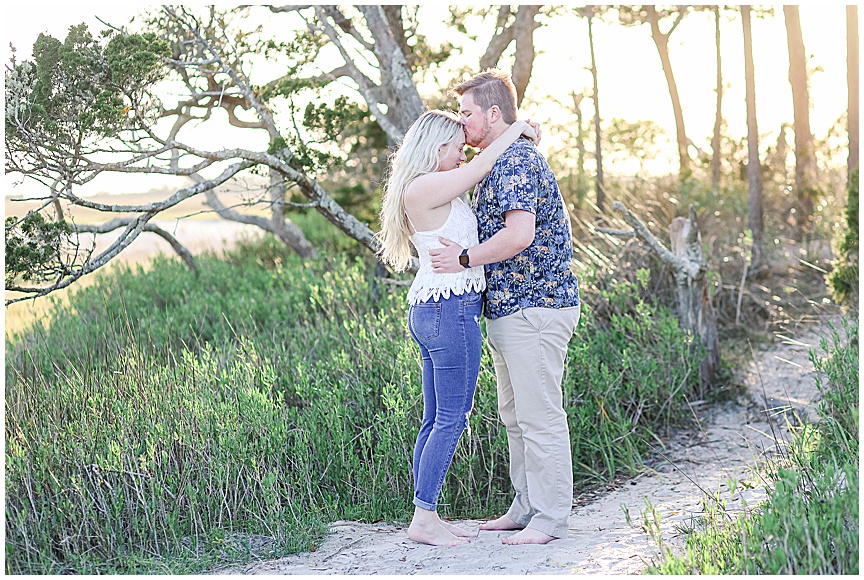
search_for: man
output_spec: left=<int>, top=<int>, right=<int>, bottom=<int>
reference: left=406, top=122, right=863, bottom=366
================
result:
left=429, top=69, right=581, bottom=545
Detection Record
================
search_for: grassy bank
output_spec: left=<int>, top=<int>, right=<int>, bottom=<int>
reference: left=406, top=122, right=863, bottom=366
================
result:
left=5, top=234, right=705, bottom=574
left=645, top=318, right=859, bottom=574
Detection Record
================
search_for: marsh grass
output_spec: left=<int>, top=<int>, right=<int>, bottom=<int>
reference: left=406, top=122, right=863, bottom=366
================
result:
left=6, top=234, right=704, bottom=574
left=643, top=318, right=859, bottom=575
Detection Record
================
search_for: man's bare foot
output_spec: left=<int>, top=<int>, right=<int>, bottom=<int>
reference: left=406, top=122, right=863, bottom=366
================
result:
left=478, top=515, right=524, bottom=531
left=501, top=527, right=556, bottom=545
left=438, top=518, right=476, bottom=538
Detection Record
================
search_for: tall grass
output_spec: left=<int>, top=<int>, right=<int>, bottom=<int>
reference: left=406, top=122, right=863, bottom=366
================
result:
left=5, top=235, right=704, bottom=573
left=644, top=318, right=859, bottom=574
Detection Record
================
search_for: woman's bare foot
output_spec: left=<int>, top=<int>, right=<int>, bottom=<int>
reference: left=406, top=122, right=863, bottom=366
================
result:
left=501, top=527, right=556, bottom=545
left=438, top=517, right=476, bottom=538
left=479, top=515, right=524, bottom=531
left=407, top=507, right=469, bottom=546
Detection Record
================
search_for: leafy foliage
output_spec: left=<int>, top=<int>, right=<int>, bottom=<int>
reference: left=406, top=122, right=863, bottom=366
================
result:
left=4, top=213, right=75, bottom=287
left=6, top=24, right=168, bottom=148
left=603, top=117, right=666, bottom=173
left=829, top=169, right=859, bottom=304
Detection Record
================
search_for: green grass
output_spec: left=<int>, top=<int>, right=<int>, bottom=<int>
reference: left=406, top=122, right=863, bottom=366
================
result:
left=644, top=318, right=859, bottom=575
left=5, top=233, right=706, bottom=574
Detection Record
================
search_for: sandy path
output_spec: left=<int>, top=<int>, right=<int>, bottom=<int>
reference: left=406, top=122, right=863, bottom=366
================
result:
left=214, top=316, right=835, bottom=575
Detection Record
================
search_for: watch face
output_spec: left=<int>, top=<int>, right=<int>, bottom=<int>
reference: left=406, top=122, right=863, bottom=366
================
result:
left=459, top=252, right=469, bottom=266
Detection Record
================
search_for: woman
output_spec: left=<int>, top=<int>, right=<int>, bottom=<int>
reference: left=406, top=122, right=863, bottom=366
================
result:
left=377, top=110, right=537, bottom=546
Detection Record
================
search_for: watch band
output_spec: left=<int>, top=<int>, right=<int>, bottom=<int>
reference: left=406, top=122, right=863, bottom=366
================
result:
left=459, top=248, right=470, bottom=268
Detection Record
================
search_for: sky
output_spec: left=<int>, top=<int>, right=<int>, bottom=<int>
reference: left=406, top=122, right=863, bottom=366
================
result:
left=1, top=2, right=856, bottom=197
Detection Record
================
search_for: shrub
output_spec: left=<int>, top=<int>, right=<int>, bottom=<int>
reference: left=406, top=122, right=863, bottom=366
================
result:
left=829, top=168, right=859, bottom=305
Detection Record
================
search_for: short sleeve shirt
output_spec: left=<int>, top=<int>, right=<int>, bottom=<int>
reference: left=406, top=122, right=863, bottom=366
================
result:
left=473, top=138, right=580, bottom=319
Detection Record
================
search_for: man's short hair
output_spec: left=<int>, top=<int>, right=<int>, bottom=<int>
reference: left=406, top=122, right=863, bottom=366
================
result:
left=453, top=69, right=518, bottom=124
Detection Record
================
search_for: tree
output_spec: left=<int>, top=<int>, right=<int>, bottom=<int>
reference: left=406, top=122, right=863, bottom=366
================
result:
left=848, top=5, right=859, bottom=184
left=691, top=4, right=730, bottom=192
left=585, top=6, right=606, bottom=212
left=619, top=5, right=692, bottom=178
left=742, top=5, right=764, bottom=272
left=570, top=91, right=589, bottom=206
left=279, top=5, right=427, bottom=145
left=5, top=7, right=414, bottom=303
left=6, top=5, right=546, bottom=304
left=784, top=5, right=818, bottom=241
left=570, top=6, right=612, bottom=214
left=477, top=6, right=543, bottom=107
left=711, top=5, right=724, bottom=194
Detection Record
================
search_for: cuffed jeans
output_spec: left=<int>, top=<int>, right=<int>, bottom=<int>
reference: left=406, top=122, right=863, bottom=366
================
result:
left=408, top=291, right=483, bottom=511
left=486, top=305, right=581, bottom=539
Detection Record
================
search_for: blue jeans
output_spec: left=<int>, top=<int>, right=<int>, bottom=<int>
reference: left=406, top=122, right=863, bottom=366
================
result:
left=408, top=290, right=483, bottom=511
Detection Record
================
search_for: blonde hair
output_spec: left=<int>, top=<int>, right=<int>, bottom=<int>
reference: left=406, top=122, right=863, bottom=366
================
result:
left=377, top=110, right=462, bottom=271
left=452, top=69, right=517, bottom=125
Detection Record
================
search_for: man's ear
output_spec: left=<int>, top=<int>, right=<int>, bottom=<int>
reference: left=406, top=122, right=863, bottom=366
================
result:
left=488, top=105, right=501, bottom=123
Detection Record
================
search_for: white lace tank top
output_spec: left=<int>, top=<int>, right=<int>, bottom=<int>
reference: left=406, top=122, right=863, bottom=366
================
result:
left=407, top=198, right=486, bottom=305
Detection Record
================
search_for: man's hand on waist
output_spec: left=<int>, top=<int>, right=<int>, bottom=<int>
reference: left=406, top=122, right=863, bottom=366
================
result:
left=430, top=237, right=464, bottom=273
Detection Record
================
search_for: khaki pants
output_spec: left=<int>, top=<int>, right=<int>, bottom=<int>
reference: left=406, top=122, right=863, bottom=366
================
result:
left=486, top=305, right=581, bottom=538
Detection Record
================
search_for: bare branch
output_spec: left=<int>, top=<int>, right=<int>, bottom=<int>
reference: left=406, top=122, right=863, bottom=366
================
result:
left=595, top=227, right=637, bottom=237
left=511, top=6, right=542, bottom=105
left=480, top=6, right=515, bottom=69
left=6, top=215, right=152, bottom=305
left=312, top=6, right=404, bottom=143
left=4, top=198, right=58, bottom=230
left=321, top=5, right=375, bottom=52
left=609, top=201, right=694, bottom=276
left=62, top=159, right=254, bottom=213
left=267, top=5, right=313, bottom=13
left=76, top=218, right=199, bottom=274
left=201, top=187, right=314, bottom=257
left=668, top=6, right=688, bottom=36
left=163, top=6, right=279, bottom=137
left=5, top=158, right=255, bottom=303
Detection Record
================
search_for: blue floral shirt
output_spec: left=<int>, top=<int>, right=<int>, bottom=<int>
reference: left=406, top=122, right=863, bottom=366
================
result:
left=473, top=138, right=580, bottom=319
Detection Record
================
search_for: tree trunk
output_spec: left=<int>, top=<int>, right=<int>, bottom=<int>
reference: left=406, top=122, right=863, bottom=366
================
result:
left=571, top=92, right=587, bottom=206
left=588, top=9, right=605, bottom=213
left=267, top=166, right=315, bottom=257
left=511, top=6, right=541, bottom=106
left=784, top=5, right=817, bottom=241
left=848, top=5, right=859, bottom=183
left=711, top=6, right=723, bottom=194
left=645, top=6, right=690, bottom=178
left=669, top=208, right=721, bottom=393
left=358, top=6, right=425, bottom=137
left=773, top=123, right=789, bottom=181
left=742, top=6, right=764, bottom=272
left=598, top=202, right=721, bottom=391
left=477, top=5, right=541, bottom=107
